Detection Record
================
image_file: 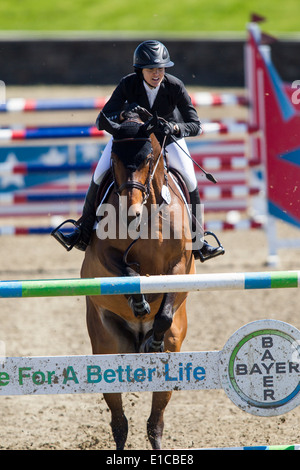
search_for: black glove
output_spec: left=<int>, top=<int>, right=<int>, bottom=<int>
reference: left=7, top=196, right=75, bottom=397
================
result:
left=158, top=119, right=179, bottom=136
left=124, top=103, right=152, bottom=121
left=125, top=102, right=141, bottom=113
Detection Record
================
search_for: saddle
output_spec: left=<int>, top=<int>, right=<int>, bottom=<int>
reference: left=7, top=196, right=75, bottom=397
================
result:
left=95, top=169, right=114, bottom=211
left=168, top=167, right=190, bottom=205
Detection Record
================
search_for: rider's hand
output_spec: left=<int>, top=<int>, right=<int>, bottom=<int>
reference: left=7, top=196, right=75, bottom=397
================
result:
left=121, top=103, right=153, bottom=122
left=159, top=120, right=180, bottom=135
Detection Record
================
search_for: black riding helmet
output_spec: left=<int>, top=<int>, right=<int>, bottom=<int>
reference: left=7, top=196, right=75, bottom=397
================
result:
left=133, top=40, right=174, bottom=69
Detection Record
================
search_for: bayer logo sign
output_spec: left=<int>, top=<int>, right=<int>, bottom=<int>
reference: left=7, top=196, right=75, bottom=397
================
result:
left=220, top=320, right=300, bottom=416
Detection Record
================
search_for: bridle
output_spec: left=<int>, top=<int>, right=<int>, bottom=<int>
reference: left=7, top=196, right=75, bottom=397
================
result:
left=111, top=135, right=165, bottom=205
left=110, top=126, right=167, bottom=270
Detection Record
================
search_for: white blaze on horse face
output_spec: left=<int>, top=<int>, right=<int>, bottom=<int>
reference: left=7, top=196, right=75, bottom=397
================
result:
left=95, top=202, right=117, bottom=240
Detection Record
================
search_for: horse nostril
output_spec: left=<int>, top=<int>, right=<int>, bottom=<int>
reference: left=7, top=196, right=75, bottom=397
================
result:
left=128, top=203, right=143, bottom=221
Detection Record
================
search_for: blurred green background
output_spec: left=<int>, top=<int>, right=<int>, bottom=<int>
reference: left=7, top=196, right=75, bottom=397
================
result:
left=0, top=0, right=299, bottom=34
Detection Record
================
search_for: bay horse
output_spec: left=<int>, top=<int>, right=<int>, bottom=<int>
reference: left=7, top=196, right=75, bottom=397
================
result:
left=80, top=110, right=195, bottom=450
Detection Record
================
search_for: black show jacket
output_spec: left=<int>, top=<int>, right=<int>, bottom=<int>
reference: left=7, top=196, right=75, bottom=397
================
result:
left=98, top=72, right=201, bottom=140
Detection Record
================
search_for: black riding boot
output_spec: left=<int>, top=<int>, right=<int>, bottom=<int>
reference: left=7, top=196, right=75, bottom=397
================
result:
left=189, top=188, right=225, bottom=262
left=51, top=179, right=99, bottom=251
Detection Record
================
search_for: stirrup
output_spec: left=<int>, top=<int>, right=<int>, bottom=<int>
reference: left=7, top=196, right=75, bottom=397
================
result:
left=194, top=230, right=225, bottom=263
left=51, top=219, right=82, bottom=252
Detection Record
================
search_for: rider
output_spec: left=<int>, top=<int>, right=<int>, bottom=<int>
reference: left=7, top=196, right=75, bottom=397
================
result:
left=52, top=40, right=224, bottom=262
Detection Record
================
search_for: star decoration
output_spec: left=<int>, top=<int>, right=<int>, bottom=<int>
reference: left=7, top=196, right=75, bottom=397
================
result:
left=0, top=152, right=25, bottom=189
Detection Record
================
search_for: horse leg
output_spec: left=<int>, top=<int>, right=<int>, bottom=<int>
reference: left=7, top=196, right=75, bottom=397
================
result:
left=103, top=393, right=128, bottom=450
left=147, top=391, right=172, bottom=449
left=141, top=292, right=176, bottom=352
left=147, top=301, right=187, bottom=449
left=128, top=294, right=150, bottom=317
left=86, top=297, right=134, bottom=449
left=124, top=266, right=151, bottom=317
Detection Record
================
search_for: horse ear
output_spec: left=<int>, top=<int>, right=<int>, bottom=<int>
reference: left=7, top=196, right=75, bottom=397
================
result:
left=96, top=111, right=121, bottom=136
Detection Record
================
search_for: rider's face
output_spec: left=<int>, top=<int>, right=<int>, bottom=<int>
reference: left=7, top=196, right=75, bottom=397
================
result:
left=142, top=67, right=165, bottom=88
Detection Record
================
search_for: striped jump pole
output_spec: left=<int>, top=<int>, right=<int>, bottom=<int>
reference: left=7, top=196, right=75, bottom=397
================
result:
left=190, top=92, right=249, bottom=107
left=0, top=271, right=299, bottom=298
left=0, top=156, right=260, bottom=176
left=200, top=120, right=258, bottom=135
left=0, top=126, right=106, bottom=141
left=0, top=219, right=265, bottom=236
left=0, top=191, right=86, bottom=203
left=188, top=138, right=246, bottom=154
left=0, top=96, right=108, bottom=112
left=0, top=161, right=97, bottom=174
left=0, top=226, right=73, bottom=235
left=0, top=92, right=248, bottom=113
left=0, top=201, right=249, bottom=218
left=0, top=202, right=84, bottom=217
left=0, top=121, right=258, bottom=141
left=0, top=186, right=260, bottom=204
left=199, top=185, right=260, bottom=199
left=192, top=154, right=260, bottom=171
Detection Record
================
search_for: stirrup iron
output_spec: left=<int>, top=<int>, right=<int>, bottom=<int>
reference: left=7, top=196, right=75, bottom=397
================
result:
left=51, top=219, right=81, bottom=252
left=197, top=230, right=225, bottom=263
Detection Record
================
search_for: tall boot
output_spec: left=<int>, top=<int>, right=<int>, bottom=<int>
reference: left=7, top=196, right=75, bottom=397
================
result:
left=51, top=179, right=99, bottom=251
left=189, top=188, right=225, bottom=262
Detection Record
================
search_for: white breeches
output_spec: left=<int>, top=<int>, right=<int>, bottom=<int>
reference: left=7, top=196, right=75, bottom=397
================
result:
left=93, top=137, right=198, bottom=192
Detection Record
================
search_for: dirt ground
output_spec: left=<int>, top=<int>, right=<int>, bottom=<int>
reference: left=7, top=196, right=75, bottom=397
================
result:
left=0, top=86, right=300, bottom=450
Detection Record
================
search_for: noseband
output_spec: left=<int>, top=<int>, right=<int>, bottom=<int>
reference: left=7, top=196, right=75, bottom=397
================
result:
left=112, top=136, right=154, bottom=204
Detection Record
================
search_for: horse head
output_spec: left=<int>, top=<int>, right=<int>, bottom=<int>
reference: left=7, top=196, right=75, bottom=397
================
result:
left=98, top=111, right=162, bottom=222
